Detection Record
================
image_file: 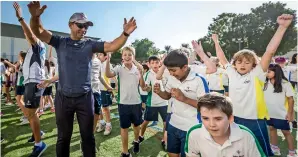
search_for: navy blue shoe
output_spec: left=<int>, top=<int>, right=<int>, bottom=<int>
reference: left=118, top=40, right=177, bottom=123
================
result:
left=27, top=131, right=45, bottom=143
left=148, top=121, right=158, bottom=127
left=29, top=142, right=47, bottom=157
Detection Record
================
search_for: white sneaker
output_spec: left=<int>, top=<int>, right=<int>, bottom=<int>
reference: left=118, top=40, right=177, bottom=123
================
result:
left=112, top=98, right=117, bottom=103
left=6, top=102, right=13, bottom=106
left=96, top=123, right=106, bottom=133
left=20, top=116, right=25, bottom=121
left=271, top=147, right=281, bottom=156
left=287, top=154, right=298, bottom=157
left=44, top=104, right=51, bottom=110
left=104, top=125, right=112, bottom=135
left=20, top=118, right=29, bottom=125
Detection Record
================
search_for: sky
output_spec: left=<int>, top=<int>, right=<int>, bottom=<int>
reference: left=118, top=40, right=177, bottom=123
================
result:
left=1, top=1, right=297, bottom=50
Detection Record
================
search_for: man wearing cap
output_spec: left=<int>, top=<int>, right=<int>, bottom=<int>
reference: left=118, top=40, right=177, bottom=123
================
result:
left=28, top=1, right=137, bottom=157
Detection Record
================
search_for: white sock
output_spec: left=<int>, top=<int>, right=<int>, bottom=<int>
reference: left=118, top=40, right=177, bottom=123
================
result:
left=289, top=150, right=296, bottom=154
left=106, top=122, right=111, bottom=126
left=100, top=120, right=105, bottom=124
left=35, top=141, right=42, bottom=147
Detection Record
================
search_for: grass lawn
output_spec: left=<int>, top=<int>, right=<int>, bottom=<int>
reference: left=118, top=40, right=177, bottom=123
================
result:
left=1, top=91, right=297, bottom=157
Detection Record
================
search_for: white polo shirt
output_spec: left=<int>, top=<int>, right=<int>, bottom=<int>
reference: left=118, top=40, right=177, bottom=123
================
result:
left=185, top=123, right=265, bottom=157
left=113, top=64, right=142, bottom=105
left=288, top=64, right=297, bottom=82
left=165, top=69, right=209, bottom=131
left=189, top=64, right=207, bottom=78
left=145, top=69, right=168, bottom=107
left=224, top=64, right=269, bottom=120
left=282, top=65, right=297, bottom=81
left=207, top=67, right=226, bottom=91
left=161, top=68, right=173, bottom=113
left=139, top=72, right=148, bottom=96
left=222, top=73, right=229, bottom=86
left=91, top=57, right=102, bottom=94
left=99, top=60, right=112, bottom=91
left=264, top=80, right=294, bottom=120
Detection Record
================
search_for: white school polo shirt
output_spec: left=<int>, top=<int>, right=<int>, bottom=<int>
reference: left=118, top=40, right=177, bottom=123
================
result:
left=264, top=80, right=294, bottom=120
left=145, top=69, right=168, bottom=107
left=161, top=69, right=173, bottom=113
left=207, top=67, right=226, bottom=91
left=113, top=64, right=142, bottom=105
left=185, top=122, right=265, bottom=157
left=91, top=57, right=102, bottom=93
left=224, top=64, right=269, bottom=120
left=165, top=69, right=209, bottom=131
left=139, top=72, right=148, bottom=96
left=99, top=60, right=112, bottom=91
left=189, top=64, right=207, bottom=78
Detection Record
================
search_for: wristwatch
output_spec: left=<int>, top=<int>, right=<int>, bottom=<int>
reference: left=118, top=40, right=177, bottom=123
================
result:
left=123, top=31, right=130, bottom=37
left=18, top=17, right=24, bottom=22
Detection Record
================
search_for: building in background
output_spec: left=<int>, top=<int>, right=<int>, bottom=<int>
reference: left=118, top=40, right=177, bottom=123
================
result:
left=1, top=22, right=100, bottom=62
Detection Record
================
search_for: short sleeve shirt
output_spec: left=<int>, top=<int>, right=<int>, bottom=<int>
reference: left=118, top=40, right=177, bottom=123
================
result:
left=185, top=123, right=265, bottom=157
left=224, top=64, right=269, bottom=119
left=49, top=35, right=104, bottom=97
left=165, top=69, right=209, bottom=131
left=113, top=65, right=142, bottom=105
left=23, top=39, right=46, bottom=84
left=264, top=80, right=294, bottom=119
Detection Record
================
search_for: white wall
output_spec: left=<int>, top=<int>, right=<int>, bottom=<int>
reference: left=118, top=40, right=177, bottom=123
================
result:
left=1, top=36, right=57, bottom=62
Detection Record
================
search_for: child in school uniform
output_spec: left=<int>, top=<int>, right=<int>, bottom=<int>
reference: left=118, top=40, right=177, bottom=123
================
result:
left=206, top=57, right=226, bottom=94
left=185, top=93, right=266, bottom=157
left=139, top=56, right=168, bottom=148
left=213, top=14, right=293, bottom=156
left=154, top=48, right=210, bottom=157
left=105, top=46, right=145, bottom=157
left=140, top=63, right=149, bottom=111
left=96, top=52, right=114, bottom=135
left=264, top=64, right=296, bottom=157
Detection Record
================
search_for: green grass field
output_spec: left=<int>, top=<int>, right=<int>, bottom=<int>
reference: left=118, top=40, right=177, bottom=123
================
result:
left=1, top=91, right=297, bottom=157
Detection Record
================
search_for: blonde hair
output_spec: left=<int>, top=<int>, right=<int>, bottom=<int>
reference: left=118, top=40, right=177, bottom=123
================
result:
left=121, top=46, right=136, bottom=56
left=232, top=49, right=258, bottom=67
left=210, top=56, right=220, bottom=67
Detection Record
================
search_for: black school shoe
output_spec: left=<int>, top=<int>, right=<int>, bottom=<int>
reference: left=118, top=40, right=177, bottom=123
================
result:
left=133, top=141, right=140, bottom=153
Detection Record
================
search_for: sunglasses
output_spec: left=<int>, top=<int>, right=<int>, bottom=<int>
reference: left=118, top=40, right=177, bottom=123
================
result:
left=75, top=23, right=89, bottom=29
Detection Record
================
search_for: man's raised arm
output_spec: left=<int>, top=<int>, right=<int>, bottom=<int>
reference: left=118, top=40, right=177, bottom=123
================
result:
left=28, top=1, right=52, bottom=44
left=104, top=17, right=137, bottom=53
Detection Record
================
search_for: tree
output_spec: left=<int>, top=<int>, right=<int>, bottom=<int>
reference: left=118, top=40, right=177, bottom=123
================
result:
left=131, top=38, right=155, bottom=61
left=148, top=47, right=161, bottom=56
left=204, top=1, right=297, bottom=58
left=110, top=49, right=122, bottom=64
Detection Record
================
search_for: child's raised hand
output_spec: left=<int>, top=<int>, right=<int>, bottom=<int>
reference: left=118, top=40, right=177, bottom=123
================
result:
left=191, top=40, right=204, bottom=55
left=277, top=14, right=293, bottom=28
left=211, top=34, right=218, bottom=42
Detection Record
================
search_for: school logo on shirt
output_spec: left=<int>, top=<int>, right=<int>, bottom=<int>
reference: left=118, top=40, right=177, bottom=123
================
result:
left=232, top=150, right=244, bottom=157
left=184, top=86, right=195, bottom=93
left=243, top=79, right=250, bottom=84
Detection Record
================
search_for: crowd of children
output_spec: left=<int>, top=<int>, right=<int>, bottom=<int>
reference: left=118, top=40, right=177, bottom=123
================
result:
left=1, top=2, right=297, bottom=157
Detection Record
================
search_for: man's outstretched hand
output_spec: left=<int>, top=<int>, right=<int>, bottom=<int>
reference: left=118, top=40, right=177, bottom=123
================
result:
left=123, top=17, right=137, bottom=35
left=27, top=1, right=47, bottom=17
